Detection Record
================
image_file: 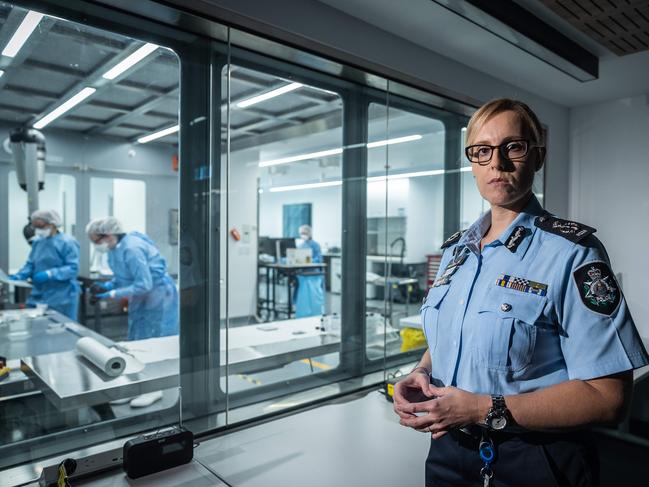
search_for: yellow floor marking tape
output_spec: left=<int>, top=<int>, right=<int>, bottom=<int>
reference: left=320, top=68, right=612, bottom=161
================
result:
left=300, top=358, right=332, bottom=370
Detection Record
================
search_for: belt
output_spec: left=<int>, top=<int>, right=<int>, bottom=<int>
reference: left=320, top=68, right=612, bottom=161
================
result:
left=449, top=424, right=589, bottom=451
left=449, top=425, right=502, bottom=450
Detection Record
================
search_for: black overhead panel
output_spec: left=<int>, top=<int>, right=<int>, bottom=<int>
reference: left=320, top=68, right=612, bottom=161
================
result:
left=540, top=0, right=649, bottom=56
left=433, top=0, right=599, bottom=81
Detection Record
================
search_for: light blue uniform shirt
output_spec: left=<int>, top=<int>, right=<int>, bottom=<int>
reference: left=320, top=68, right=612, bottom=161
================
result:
left=421, top=196, right=648, bottom=395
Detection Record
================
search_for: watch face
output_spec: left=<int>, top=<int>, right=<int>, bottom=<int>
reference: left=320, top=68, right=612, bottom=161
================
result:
left=489, top=415, right=507, bottom=430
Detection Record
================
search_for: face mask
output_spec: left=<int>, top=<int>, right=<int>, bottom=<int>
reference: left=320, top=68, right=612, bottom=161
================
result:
left=299, top=234, right=309, bottom=241
left=34, top=228, right=51, bottom=238
left=94, top=242, right=110, bottom=253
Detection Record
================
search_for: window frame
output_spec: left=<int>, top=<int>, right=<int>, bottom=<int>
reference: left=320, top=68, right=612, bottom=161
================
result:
left=1, top=0, right=489, bottom=473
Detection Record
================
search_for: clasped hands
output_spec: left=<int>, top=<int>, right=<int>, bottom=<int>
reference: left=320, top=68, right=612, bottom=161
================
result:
left=393, top=370, right=483, bottom=439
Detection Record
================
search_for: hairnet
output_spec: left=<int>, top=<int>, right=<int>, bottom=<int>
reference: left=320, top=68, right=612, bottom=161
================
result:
left=85, top=217, right=125, bottom=236
left=31, top=209, right=62, bottom=227
left=299, top=225, right=312, bottom=237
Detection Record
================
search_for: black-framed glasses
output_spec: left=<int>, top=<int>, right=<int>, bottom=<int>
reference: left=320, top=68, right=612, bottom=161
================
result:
left=465, top=139, right=543, bottom=165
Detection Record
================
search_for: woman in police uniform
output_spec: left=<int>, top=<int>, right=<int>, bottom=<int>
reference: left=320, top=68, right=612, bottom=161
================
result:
left=393, top=98, right=648, bottom=486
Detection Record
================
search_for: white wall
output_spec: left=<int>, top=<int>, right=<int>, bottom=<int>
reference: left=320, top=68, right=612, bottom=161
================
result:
left=114, top=179, right=146, bottom=233
left=367, top=179, right=408, bottom=219
left=221, top=149, right=260, bottom=319
left=569, top=95, right=649, bottom=338
left=406, top=175, right=444, bottom=261
left=259, top=187, right=342, bottom=248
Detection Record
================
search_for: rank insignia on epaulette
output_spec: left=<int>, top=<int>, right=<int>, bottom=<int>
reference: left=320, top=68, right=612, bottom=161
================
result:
left=433, top=247, right=469, bottom=286
left=496, top=274, right=548, bottom=296
left=504, top=226, right=528, bottom=253
left=441, top=230, right=464, bottom=249
left=534, top=214, right=596, bottom=243
left=433, top=276, right=450, bottom=287
left=573, top=261, right=620, bottom=315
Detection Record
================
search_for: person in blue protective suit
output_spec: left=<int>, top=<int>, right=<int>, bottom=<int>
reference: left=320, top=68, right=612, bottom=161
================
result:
left=293, top=224, right=324, bottom=318
left=10, top=209, right=80, bottom=320
left=85, top=217, right=178, bottom=341
left=392, top=99, right=649, bottom=487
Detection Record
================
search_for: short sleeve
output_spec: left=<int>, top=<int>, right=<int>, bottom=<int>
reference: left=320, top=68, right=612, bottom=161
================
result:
left=559, top=240, right=648, bottom=380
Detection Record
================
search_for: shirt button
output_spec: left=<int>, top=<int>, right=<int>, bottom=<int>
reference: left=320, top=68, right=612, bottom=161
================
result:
left=500, top=303, right=512, bottom=312
left=453, top=340, right=457, bottom=347
left=459, top=299, right=464, bottom=305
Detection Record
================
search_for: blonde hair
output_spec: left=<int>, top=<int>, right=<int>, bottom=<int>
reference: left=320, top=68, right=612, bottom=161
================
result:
left=465, top=98, right=545, bottom=148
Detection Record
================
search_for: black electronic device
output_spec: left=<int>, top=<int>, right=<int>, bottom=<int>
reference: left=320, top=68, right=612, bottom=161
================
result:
left=122, top=426, right=194, bottom=479
left=258, top=236, right=275, bottom=256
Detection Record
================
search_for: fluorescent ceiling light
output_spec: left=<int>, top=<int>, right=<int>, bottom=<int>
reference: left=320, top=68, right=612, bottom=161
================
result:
left=366, top=134, right=422, bottom=148
left=259, top=148, right=342, bottom=167
left=137, top=124, right=179, bottom=144
left=33, top=87, right=96, bottom=129
left=0, top=70, right=4, bottom=78
left=269, top=181, right=342, bottom=193
left=102, top=43, right=159, bottom=80
left=237, top=82, right=302, bottom=108
left=460, top=166, right=472, bottom=172
left=258, top=134, right=421, bottom=168
left=265, top=165, right=462, bottom=192
left=367, top=169, right=446, bottom=182
left=2, top=10, right=44, bottom=58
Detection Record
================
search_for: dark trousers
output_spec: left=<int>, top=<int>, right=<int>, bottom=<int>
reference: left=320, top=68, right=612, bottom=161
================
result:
left=425, top=428, right=599, bottom=486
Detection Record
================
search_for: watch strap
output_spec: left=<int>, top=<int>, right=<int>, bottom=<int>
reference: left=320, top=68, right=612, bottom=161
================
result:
left=491, top=394, right=506, bottom=413
left=484, top=394, right=509, bottom=430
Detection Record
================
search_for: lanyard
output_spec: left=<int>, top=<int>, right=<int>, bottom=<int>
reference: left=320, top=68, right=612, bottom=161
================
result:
left=479, top=431, right=495, bottom=487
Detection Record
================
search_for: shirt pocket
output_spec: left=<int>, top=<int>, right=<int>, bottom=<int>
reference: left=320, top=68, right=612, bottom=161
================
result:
left=420, top=286, right=450, bottom=352
left=476, top=287, right=547, bottom=372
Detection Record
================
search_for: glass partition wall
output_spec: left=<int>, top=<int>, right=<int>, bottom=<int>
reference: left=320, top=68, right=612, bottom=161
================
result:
left=0, top=0, right=183, bottom=469
left=0, top=0, right=548, bottom=473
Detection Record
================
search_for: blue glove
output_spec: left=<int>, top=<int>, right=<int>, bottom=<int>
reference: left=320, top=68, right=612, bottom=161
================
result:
left=32, top=271, right=51, bottom=284
left=94, top=281, right=115, bottom=292
left=8, top=274, right=18, bottom=281
left=96, top=291, right=115, bottom=300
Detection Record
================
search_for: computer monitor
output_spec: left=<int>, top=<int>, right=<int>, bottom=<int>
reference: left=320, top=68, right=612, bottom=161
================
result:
left=275, top=238, right=296, bottom=260
left=258, top=236, right=275, bottom=256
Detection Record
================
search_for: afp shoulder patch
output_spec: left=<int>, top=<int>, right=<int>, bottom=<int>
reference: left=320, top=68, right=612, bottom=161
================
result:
left=441, top=230, right=464, bottom=249
left=573, top=261, right=621, bottom=316
left=535, top=214, right=596, bottom=243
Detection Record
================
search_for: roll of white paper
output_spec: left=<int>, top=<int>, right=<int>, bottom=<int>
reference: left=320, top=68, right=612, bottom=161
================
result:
left=76, top=336, right=126, bottom=377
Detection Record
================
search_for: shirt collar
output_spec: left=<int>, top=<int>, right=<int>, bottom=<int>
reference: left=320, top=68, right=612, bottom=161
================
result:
left=459, top=195, right=544, bottom=259
left=459, top=210, right=492, bottom=255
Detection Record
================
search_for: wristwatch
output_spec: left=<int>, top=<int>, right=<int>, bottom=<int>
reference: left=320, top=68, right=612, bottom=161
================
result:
left=485, top=395, right=509, bottom=430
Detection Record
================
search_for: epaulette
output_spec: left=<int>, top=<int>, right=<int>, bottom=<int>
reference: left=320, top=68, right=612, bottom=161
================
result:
left=441, top=230, right=464, bottom=249
left=534, top=214, right=596, bottom=243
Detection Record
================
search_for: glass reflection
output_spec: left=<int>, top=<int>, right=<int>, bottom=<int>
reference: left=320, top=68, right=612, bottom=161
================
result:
left=366, top=103, right=446, bottom=360
left=0, top=2, right=180, bottom=467
left=220, top=64, right=343, bottom=400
